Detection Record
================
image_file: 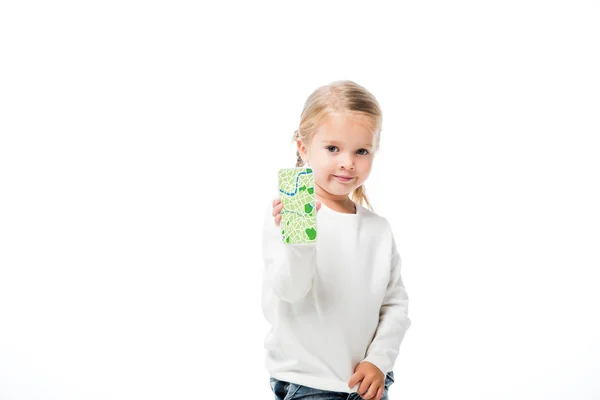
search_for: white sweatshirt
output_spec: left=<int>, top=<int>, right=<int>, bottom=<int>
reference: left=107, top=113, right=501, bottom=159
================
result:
left=261, top=199, right=411, bottom=393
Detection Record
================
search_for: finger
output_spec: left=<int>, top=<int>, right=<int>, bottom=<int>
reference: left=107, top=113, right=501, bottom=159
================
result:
left=348, top=371, right=365, bottom=388
left=272, top=198, right=281, bottom=207
left=362, top=383, right=379, bottom=400
left=375, top=386, right=383, bottom=400
left=272, top=204, right=283, bottom=217
left=272, top=203, right=284, bottom=217
left=274, top=214, right=281, bottom=227
left=358, top=379, right=372, bottom=398
left=316, top=201, right=321, bottom=211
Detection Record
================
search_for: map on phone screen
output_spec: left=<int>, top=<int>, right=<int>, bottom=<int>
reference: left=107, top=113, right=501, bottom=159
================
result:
left=278, top=167, right=317, bottom=244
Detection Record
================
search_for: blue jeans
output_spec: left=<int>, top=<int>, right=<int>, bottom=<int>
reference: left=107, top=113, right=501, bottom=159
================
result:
left=269, top=371, right=394, bottom=400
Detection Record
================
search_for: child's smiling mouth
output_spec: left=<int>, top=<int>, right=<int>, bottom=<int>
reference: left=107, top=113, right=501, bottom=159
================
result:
left=333, top=175, right=355, bottom=183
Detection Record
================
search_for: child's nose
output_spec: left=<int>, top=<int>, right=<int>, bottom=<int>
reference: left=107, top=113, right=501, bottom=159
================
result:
left=340, top=156, right=355, bottom=170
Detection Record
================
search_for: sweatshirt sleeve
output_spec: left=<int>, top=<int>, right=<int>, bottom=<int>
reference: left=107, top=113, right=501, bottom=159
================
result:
left=261, top=205, right=317, bottom=303
left=361, top=234, right=411, bottom=374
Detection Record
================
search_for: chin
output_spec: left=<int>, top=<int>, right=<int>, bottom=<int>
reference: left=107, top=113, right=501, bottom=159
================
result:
left=327, top=185, right=356, bottom=196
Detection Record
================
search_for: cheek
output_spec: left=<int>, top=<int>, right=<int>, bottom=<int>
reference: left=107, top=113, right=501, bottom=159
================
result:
left=359, top=158, right=374, bottom=170
left=311, top=159, right=332, bottom=176
left=313, top=170, right=333, bottom=184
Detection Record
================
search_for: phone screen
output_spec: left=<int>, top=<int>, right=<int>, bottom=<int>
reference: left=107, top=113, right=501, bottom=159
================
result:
left=277, top=167, right=317, bottom=244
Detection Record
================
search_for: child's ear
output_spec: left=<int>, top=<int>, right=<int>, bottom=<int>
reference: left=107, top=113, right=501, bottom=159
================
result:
left=296, top=139, right=305, bottom=152
left=297, top=139, right=309, bottom=162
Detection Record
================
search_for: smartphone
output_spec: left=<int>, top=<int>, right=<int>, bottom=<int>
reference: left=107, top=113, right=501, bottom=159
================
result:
left=278, top=167, right=317, bottom=244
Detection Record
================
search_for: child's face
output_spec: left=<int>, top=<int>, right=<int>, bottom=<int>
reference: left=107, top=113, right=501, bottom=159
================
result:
left=298, top=112, right=375, bottom=201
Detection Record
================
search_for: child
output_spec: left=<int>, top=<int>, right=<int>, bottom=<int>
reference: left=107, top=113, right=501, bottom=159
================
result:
left=262, top=80, right=411, bottom=400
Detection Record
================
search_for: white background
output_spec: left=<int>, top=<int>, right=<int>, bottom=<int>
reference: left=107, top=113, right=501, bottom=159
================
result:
left=1, top=1, right=599, bottom=399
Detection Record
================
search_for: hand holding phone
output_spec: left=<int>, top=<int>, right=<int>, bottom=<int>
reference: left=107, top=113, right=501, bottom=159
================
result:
left=272, top=197, right=321, bottom=227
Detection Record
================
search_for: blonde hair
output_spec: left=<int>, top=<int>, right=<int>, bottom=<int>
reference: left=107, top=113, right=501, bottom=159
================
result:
left=292, top=80, right=382, bottom=212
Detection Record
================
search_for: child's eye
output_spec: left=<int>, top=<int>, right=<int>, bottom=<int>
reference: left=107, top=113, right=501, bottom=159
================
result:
left=326, top=146, right=370, bottom=155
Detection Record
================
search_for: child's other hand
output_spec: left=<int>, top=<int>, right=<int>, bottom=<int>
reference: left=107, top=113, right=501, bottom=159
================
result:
left=272, top=197, right=321, bottom=227
left=348, top=361, right=385, bottom=400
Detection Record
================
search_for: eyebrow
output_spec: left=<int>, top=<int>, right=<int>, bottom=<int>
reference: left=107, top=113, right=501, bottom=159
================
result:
left=323, top=140, right=373, bottom=149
